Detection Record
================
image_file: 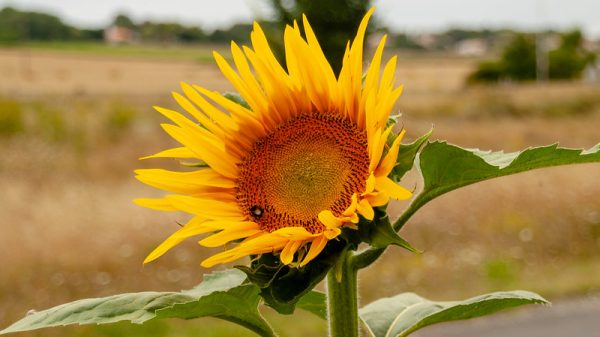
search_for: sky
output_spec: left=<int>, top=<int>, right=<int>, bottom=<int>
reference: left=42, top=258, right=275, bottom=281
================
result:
left=1, top=0, right=600, bottom=37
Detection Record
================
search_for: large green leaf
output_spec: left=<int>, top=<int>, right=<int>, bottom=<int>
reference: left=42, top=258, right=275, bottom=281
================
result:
left=419, top=141, right=600, bottom=198
left=359, top=290, right=548, bottom=337
left=394, top=141, right=600, bottom=231
left=0, top=269, right=276, bottom=337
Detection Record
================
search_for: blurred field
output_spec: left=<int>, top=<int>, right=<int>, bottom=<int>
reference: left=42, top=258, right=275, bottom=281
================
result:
left=1, top=45, right=599, bottom=336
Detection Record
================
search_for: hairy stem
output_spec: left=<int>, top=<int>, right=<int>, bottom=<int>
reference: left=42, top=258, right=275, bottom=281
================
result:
left=327, top=250, right=359, bottom=337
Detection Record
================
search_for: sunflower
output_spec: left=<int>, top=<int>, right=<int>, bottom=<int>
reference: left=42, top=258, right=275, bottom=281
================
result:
left=135, top=8, right=412, bottom=268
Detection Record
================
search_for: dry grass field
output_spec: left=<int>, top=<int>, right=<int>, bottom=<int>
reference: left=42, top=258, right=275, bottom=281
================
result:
left=0, top=46, right=599, bottom=336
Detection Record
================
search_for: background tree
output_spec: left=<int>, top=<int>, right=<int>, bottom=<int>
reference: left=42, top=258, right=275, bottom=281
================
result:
left=469, top=31, right=596, bottom=83
left=548, top=30, right=597, bottom=79
left=501, top=34, right=537, bottom=80
left=0, top=7, right=75, bottom=42
left=112, top=13, right=136, bottom=29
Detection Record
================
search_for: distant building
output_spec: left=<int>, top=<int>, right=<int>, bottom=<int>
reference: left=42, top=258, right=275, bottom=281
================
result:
left=455, top=38, right=488, bottom=56
left=367, top=31, right=388, bottom=50
left=104, top=26, right=135, bottom=44
left=415, top=33, right=438, bottom=50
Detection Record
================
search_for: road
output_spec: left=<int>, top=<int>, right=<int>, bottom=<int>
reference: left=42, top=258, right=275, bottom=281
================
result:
left=416, top=295, right=600, bottom=337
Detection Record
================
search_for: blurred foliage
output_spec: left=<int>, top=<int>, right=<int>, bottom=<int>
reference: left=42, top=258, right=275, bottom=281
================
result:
left=549, top=30, right=597, bottom=79
left=484, top=258, right=519, bottom=285
left=0, top=7, right=248, bottom=45
left=104, top=12, right=253, bottom=45
left=105, top=101, right=137, bottom=141
left=470, top=30, right=597, bottom=83
left=392, top=33, right=424, bottom=50
left=0, top=7, right=76, bottom=42
left=265, top=0, right=372, bottom=74
left=112, top=13, right=136, bottom=29
left=0, top=98, right=24, bottom=136
left=0, top=7, right=102, bottom=43
left=503, top=34, right=538, bottom=80
left=33, top=104, right=68, bottom=142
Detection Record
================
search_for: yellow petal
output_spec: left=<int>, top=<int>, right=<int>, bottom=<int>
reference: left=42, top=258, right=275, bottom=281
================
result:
left=170, top=93, right=224, bottom=137
left=280, top=240, right=302, bottom=265
left=364, top=34, right=388, bottom=96
left=318, top=210, right=343, bottom=229
left=342, top=193, right=358, bottom=217
left=135, top=168, right=235, bottom=194
left=375, top=129, right=406, bottom=177
left=201, top=250, right=240, bottom=268
left=364, top=173, right=376, bottom=194
left=370, top=125, right=395, bottom=173
left=272, top=227, right=317, bottom=240
left=133, top=197, right=177, bottom=211
left=364, top=191, right=389, bottom=207
left=356, top=199, right=375, bottom=220
left=214, top=50, right=269, bottom=115
left=378, top=55, right=398, bottom=96
left=323, top=228, right=341, bottom=240
left=180, top=82, right=239, bottom=131
left=144, top=217, right=209, bottom=263
left=300, top=235, right=328, bottom=267
left=154, top=105, right=223, bottom=149
left=160, top=124, right=238, bottom=179
left=140, top=147, right=196, bottom=160
left=375, top=176, right=412, bottom=200
left=199, top=225, right=261, bottom=248
left=165, top=195, right=244, bottom=219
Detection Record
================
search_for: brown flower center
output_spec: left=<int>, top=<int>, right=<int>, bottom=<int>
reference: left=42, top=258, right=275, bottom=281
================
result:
left=236, top=114, right=369, bottom=233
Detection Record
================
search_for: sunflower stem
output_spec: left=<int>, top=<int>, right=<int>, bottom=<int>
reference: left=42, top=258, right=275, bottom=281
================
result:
left=326, top=250, right=359, bottom=337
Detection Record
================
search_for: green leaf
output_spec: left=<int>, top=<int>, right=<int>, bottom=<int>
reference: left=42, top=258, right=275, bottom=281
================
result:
left=419, top=141, right=600, bottom=201
left=0, top=269, right=276, bottom=337
left=359, top=290, right=548, bottom=337
left=295, top=291, right=327, bottom=320
left=237, top=240, right=344, bottom=315
left=224, top=92, right=251, bottom=110
left=395, top=141, right=600, bottom=231
left=391, top=130, right=432, bottom=181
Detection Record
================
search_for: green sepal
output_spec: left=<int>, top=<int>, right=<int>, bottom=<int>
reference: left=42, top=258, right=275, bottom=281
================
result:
left=366, top=216, right=420, bottom=253
left=340, top=210, right=418, bottom=253
left=386, top=113, right=403, bottom=129
left=224, top=92, right=251, bottom=110
left=178, top=160, right=208, bottom=168
left=390, top=129, right=432, bottom=181
left=236, top=240, right=344, bottom=315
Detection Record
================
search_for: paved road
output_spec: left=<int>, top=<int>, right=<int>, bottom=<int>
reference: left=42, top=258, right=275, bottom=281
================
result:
left=415, top=295, right=600, bottom=337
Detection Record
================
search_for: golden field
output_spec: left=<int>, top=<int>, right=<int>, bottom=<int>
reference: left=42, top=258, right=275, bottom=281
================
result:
left=0, top=46, right=599, bottom=336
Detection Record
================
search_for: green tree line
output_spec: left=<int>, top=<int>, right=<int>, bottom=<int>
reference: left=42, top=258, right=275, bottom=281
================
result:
left=0, top=7, right=254, bottom=44
left=470, top=31, right=597, bottom=82
left=0, top=7, right=102, bottom=42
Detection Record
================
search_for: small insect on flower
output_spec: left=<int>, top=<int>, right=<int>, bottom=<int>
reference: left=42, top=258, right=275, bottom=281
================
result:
left=134, top=8, right=412, bottom=268
left=250, top=205, right=264, bottom=219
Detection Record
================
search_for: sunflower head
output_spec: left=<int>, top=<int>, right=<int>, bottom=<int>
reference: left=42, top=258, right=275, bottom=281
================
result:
left=135, top=8, right=412, bottom=270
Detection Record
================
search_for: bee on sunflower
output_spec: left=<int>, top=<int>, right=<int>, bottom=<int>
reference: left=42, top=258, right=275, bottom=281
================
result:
left=135, top=8, right=411, bottom=269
